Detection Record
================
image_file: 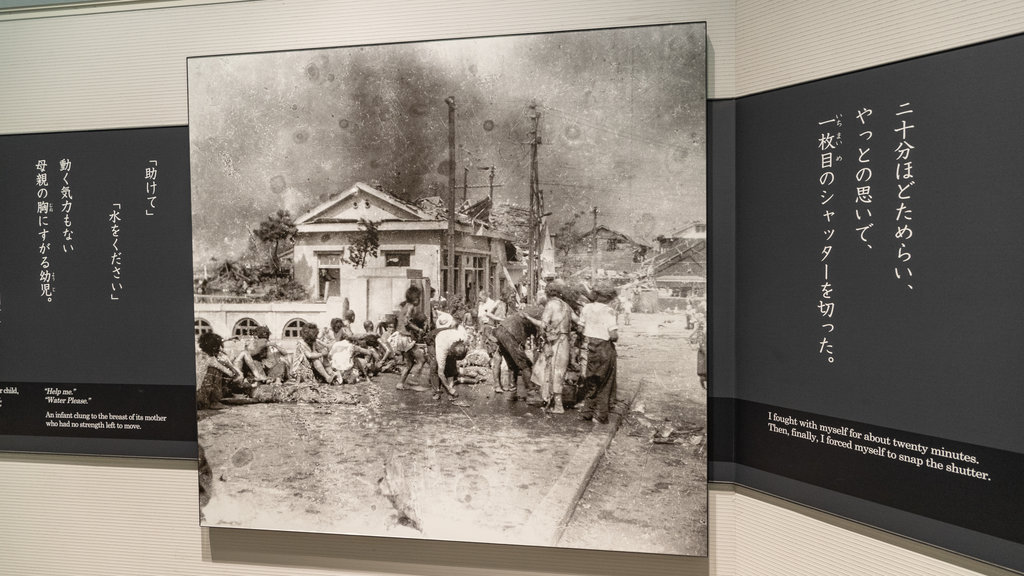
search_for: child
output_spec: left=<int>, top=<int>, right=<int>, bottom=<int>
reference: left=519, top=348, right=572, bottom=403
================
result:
left=390, top=284, right=428, bottom=391
left=196, top=332, right=242, bottom=410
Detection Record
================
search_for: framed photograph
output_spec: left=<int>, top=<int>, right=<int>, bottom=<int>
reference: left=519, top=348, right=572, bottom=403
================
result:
left=190, top=22, right=707, bottom=555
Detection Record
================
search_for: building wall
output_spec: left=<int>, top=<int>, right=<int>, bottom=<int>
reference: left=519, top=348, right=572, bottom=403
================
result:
left=194, top=300, right=347, bottom=342
left=292, top=228, right=443, bottom=300
left=291, top=226, right=504, bottom=310
left=2, top=2, right=1023, bottom=576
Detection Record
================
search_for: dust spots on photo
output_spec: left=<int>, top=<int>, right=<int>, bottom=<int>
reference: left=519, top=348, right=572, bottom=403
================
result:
left=562, top=123, right=583, bottom=145
left=482, top=119, right=495, bottom=132
left=436, top=158, right=453, bottom=176
left=455, top=473, right=490, bottom=508
left=293, top=128, right=310, bottom=144
left=270, top=175, right=286, bottom=194
left=305, top=62, right=320, bottom=81
left=338, top=118, right=350, bottom=130
left=231, top=447, right=254, bottom=467
left=303, top=54, right=331, bottom=83
left=664, top=145, right=691, bottom=174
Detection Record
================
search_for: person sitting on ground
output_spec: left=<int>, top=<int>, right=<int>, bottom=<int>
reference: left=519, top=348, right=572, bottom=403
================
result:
left=329, top=335, right=373, bottom=383
left=375, top=317, right=398, bottom=372
left=319, top=317, right=344, bottom=348
left=341, top=309, right=357, bottom=337
left=349, top=320, right=385, bottom=375
left=319, top=312, right=356, bottom=349
left=292, top=323, right=339, bottom=384
left=197, top=332, right=242, bottom=410
left=233, top=325, right=280, bottom=386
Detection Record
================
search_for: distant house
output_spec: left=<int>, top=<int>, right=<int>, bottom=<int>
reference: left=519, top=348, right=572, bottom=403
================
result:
left=653, top=220, right=706, bottom=298
left=290, top=182, right=513, bottom=323
left=554, top=224, right=650, bottom=278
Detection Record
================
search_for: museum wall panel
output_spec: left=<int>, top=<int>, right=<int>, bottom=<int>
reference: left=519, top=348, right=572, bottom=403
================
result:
left=3, top=0, right=1024, bottom=575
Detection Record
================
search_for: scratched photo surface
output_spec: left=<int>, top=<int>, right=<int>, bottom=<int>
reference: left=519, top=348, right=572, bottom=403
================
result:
left=189, top=24, right=708, bottom=554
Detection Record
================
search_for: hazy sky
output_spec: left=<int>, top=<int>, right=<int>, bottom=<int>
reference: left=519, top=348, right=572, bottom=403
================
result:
left=189, top=24, right=706, bottom=264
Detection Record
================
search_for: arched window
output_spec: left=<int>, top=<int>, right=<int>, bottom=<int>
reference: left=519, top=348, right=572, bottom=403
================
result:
left=194, top=318, right=214, bottom=337
left=282, top=318, right=309, bottom=338
left=233, top=317, right=260, bottom=338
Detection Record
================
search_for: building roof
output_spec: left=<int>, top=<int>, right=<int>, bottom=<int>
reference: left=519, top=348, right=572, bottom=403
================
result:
left=666, top=220, right=707, bottom=240
left=579, top=225, right=650, bottom=248
left=294, top=182, right=511, bottom=241
left=294, top=182, right=435, bottom=225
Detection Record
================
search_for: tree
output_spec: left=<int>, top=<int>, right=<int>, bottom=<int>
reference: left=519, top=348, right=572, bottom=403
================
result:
left=347, top=218, right=381, bottom=269
left=254, top=209, right=297, bottom=274
left=555, top=210, right=586, bottom=258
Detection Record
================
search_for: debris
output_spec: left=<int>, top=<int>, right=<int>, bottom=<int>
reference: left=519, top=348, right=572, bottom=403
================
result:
left=461, top=349, right=491, bottom=367
left=378, top=455, right=423, bottom=532
left=250, top=382, right=360, bottom=404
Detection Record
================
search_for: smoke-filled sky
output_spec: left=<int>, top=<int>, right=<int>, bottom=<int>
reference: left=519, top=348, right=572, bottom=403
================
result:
left=188, top=24, right=706, bottom=265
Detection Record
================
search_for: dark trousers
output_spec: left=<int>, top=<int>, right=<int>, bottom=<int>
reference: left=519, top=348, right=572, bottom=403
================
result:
left=579, top=338, right=617, bottom=420
left=495, top=325, right=533, bottom=398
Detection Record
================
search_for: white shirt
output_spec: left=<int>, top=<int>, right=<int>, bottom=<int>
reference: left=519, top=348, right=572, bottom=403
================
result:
left=477, top=298, right=498, bottom=325
left=435, top=325, right=468, bottom=376
left=329, top=340, right=354, bottom=371
left=579, top=302, right=617, bottom=341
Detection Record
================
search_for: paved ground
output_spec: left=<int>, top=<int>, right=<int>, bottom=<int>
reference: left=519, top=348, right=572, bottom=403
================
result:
left=198, top=312, right=706, bottom=553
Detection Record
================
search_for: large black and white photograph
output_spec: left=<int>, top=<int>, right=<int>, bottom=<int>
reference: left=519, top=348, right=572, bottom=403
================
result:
left=190, top=23, right=708, bottom=554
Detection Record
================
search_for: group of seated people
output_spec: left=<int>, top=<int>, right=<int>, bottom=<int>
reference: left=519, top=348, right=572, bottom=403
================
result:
left=195, top=310, right=397, bottom=409
left=197, top=278, right=622, bottom=422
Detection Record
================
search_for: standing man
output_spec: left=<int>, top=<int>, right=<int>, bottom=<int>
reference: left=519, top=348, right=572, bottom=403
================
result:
left=541, top=280, right=573, bottom=413
left=578, top=283, right=619, bottom=423
left=494, top=304, right=545, bottom=404
left=488, top=289, right=511, bottom=392
left=476, top=292, right=499, bottom=336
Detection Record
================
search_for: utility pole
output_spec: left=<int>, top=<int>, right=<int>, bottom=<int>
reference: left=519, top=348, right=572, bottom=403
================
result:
left=591, top=205, right=599, bottom=279
left=488, top=165, right=496, bottom=205
left=478, top=165, right=496, bottom=206
left=527, top=101, right=541, bottom=303
left=445, top=96, right=456, bottom=303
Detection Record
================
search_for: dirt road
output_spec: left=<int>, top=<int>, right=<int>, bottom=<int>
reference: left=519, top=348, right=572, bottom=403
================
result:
left=559, top=313, right=708, bottom=554
left=198, top=311, right=706, bottom=554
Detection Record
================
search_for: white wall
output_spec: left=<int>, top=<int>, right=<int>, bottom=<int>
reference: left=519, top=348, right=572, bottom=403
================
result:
left=2, top=1, right=1023, bottom=575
